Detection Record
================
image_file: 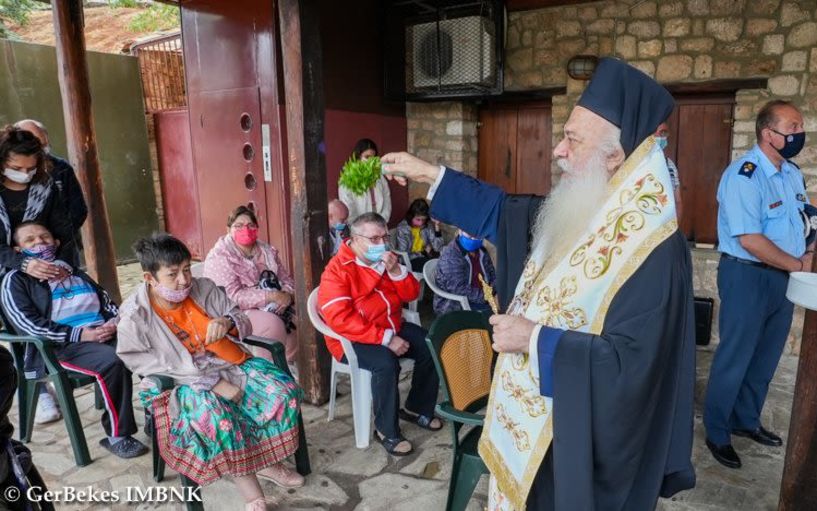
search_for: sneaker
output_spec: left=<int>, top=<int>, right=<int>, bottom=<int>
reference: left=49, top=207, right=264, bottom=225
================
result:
left=99, top=436, right=149, bottom=459
left=34, top=391, right=62, bottom=424
left=257, top=463, right=305, bottom=488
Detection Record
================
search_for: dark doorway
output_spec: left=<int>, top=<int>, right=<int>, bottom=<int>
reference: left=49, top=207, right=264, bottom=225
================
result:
left=478, top=101, right=553, bottom=196
left=664, top=94, right=735, bottom=244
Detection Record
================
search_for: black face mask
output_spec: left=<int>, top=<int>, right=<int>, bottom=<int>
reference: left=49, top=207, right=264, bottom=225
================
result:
left=770, top=129, right=806, bottom=159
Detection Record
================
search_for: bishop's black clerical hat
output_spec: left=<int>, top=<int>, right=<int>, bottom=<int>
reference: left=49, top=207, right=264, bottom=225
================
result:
left=577, top=58, right=675, bottom=157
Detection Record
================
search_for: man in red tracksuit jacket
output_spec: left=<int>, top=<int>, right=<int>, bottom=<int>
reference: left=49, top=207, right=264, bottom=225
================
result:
left=318, top=212, right=441, bottom=456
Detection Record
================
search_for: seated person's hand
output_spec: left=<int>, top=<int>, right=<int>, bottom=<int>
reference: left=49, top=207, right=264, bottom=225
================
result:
left=387, top=335, right=409, bottom=356
left=80, top=325, right=116, bottom=343
left=24, top=259, right=62, bottom=281
left=267, top=290, right=293, bottom=310
left=51, top=265, right=71, bottom=283
left=381, top=251, right=401, bottom=275
left=205, top=317, right=233, bottom=345
left=212, top=379, right=244, bottom=403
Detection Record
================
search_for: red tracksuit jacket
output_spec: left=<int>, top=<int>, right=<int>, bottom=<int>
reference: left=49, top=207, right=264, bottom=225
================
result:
left=317, top=242, right=420, bottom=361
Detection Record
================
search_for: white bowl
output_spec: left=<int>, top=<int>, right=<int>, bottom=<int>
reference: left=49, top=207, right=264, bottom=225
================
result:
left=787, top=271, right=817, bottom=311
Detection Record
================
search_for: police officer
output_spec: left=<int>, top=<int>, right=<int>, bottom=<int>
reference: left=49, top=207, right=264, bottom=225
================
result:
left=705, top=99, right=812, bottom=469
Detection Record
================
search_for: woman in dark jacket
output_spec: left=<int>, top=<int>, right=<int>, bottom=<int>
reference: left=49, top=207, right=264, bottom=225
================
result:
left=0, top=126, right=77, bottom=278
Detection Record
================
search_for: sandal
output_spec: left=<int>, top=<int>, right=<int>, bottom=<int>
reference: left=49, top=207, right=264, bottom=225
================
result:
left=399, top=408, right=443, bottom=431
left=375, top=430, right=413, bottom=456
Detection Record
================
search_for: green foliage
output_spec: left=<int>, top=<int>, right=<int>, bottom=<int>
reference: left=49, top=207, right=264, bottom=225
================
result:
left=109, top=0, right=140, bottom=7
left=128, top=4, right=180, bottom=33
left=0, top=0, right=36, bottom=26
left=339, top=156, right=383, bottom=196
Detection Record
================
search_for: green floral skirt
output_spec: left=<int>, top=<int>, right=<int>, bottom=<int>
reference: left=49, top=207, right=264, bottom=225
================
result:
left=141, top=357, right=303, bottom=485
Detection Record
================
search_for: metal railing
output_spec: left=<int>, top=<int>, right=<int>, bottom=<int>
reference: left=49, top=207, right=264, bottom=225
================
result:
left=130, top=32, right=186, bottom=113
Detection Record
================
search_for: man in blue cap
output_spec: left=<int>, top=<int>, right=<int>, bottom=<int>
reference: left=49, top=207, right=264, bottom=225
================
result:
left=704, top=100, right=812, bottom=469
left=381, top=58, right=696, bottom=510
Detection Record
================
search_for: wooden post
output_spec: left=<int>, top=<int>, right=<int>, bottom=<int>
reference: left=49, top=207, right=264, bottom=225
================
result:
left=779, top=258, right=817, bottom=510
left=279, top=0, right=331, bottom=404
left=51, top=0, right=121, bottom=303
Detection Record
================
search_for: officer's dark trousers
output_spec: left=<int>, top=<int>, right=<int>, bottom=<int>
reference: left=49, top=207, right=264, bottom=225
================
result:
left=704, top=257, right=793, bottom=446
left=53, top=341, right=137, bottom=438
left=342, top=322, right=439, bottom=439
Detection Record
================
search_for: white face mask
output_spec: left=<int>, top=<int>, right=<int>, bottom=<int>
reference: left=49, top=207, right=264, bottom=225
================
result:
left=3, top=168, right=34, bottom=184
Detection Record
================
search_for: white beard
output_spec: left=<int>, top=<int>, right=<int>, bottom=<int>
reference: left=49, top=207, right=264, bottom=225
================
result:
left=529, top=153, right=610, bottom=265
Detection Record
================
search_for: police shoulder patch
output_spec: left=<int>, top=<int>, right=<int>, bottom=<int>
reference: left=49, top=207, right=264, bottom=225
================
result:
left=738, top=161, right=757, bottom=178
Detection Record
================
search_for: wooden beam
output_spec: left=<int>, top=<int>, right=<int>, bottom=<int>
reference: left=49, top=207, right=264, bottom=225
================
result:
left=506, top=0, right=598, bottom=12
left=52, top=0, right=121, bottom=303
left=779, top=258, right=817, bottom=510
left=279, top=0, right=331, bottom=404
left=664, top=78, right=769, bottom=95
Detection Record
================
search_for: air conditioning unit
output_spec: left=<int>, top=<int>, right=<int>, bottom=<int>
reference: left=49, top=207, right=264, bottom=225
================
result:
left=410, top=16, right=495, bottom=89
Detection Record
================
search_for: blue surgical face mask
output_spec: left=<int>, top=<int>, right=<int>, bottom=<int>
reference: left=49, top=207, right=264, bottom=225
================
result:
left=458, top=235, right=483, bottom=252
left=364, top=243, right=388, bottom=263
left=333, top=223, right=347, bottom=231
left=655, top=136, right=668, bottom=150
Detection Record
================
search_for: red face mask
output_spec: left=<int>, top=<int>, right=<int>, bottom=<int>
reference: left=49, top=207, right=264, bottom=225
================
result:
left=233, top=226, right=258, bottom=246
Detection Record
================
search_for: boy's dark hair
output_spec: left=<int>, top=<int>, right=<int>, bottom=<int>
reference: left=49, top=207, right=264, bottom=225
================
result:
left=132, top=233, right=192, bottom=276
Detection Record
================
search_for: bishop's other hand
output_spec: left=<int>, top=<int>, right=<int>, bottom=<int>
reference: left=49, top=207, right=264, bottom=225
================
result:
left=380, top=152, right=441, bottom=186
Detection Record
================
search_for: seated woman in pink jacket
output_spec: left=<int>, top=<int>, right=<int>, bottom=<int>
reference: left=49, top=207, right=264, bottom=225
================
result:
left=204, top=206, right=298, bottom=370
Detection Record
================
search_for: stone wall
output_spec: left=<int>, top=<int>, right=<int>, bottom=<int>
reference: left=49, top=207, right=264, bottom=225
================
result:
left=405, top=102, right=479, bottom=200
left=405, top=0, right=817, bottom=353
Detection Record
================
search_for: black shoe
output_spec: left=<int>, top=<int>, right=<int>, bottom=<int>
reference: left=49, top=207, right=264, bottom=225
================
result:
left=100, top=436, right=149, bottom=459
left=732, top=426, right=783, bottom=447
left=706, top=439, right=742, bottom=469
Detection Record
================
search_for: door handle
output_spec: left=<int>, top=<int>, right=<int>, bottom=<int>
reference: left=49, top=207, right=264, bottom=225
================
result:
left=504, top=149, right=512, bottom=179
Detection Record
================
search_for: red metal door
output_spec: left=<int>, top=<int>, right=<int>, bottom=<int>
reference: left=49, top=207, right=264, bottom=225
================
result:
left=189, top=87, right=269, bottom=252
left=154, top=108, right=204, bottom=258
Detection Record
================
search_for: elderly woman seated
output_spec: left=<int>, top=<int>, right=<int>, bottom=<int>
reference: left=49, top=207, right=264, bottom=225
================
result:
left=116, top=234, right=304, bottom=511
left=204, top=206, right=298, bottom=371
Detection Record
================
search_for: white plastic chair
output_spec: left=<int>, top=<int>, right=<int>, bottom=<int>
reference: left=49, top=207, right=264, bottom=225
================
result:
left=423, top=258, right=471, bottom=311
left=307, top=287, right=417, bottom=448
left=393, top=250, right=425, bottom=312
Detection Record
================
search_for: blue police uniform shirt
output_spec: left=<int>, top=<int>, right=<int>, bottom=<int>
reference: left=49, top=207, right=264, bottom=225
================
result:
left=717, top=144, right=808, bottom=261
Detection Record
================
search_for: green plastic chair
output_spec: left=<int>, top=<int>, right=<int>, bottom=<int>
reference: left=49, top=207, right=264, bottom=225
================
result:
left=426, top=310, right=495, bottom=511
left=0, top=320, right=105, bottom=468
left=144, top=335, right=311, bottom=511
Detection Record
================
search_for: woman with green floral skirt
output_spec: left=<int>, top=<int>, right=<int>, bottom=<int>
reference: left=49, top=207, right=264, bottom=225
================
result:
left=117, top=233, right=304, bottom=511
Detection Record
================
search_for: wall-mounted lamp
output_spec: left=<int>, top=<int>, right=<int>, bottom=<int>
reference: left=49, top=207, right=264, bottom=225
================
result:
left=566, top=55, right=599, bottom=80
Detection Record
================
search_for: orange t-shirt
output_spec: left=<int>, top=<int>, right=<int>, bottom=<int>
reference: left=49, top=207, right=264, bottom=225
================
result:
left=152, top=297, right=250, bottom=365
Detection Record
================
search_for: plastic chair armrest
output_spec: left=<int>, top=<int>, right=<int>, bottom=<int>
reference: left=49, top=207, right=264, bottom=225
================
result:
left=436, top=401, right=484, bottom=427
left=144, top=374, right=176, bottom=392
left=242, top=336, right=290, bottom=376
left=0, top=333, right=64, bottom=375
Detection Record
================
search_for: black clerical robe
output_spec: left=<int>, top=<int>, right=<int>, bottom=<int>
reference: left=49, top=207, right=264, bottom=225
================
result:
left=429, top=168, right=696, bottom=510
